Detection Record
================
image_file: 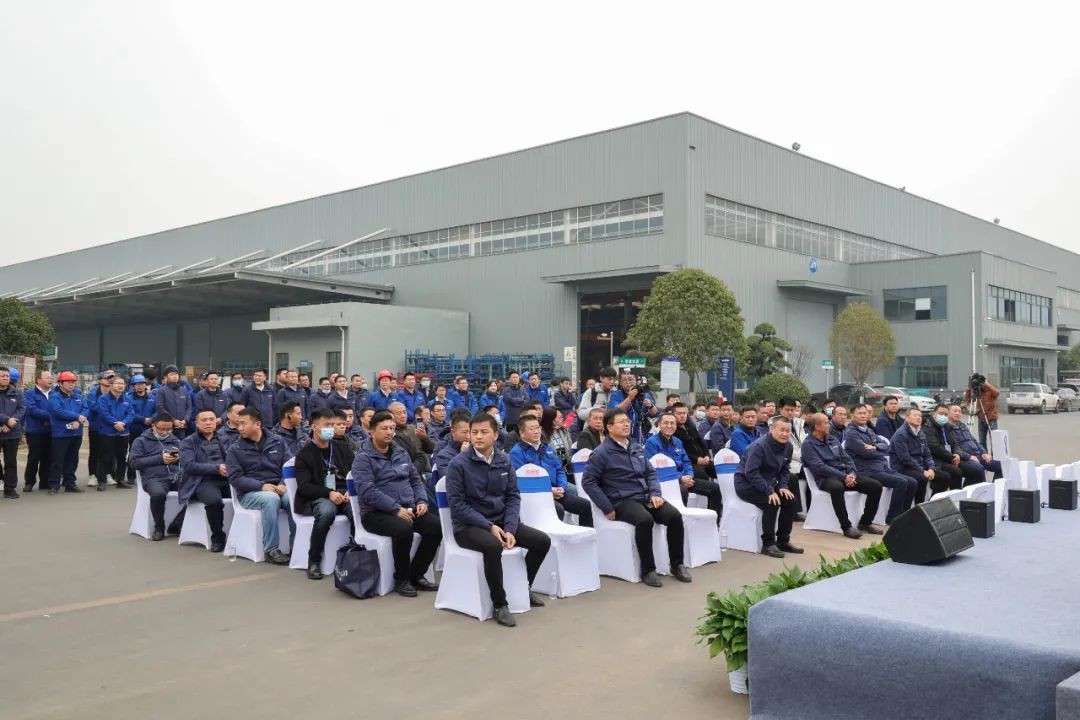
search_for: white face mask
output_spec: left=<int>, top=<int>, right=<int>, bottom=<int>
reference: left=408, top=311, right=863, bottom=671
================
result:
left=694, top=411, right=706, bottom=422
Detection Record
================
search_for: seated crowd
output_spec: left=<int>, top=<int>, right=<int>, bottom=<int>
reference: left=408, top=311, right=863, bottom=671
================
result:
left=0, top=362, right=1003, bottom=625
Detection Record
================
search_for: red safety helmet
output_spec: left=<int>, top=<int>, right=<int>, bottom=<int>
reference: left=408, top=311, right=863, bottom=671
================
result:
left=376, top=369, right=393, bottom=381
left=57, top=370, right=77, bottom=382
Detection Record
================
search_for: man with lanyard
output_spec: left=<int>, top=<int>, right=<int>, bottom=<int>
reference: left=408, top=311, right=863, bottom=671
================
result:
left=294, top=408, right=356, bottom=580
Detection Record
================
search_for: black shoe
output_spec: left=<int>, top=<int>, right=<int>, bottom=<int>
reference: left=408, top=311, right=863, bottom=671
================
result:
left=529, top=592, right=546, bottom=607
left=4, top=489, right=20, bottom=499
left=394, top=580, right=417, bottom=597
left=843, top=526, right=863, bottom=539
left=776, top=541, right=804, bottom=554
left=265, top=548, right=290, bottom=565
left=166, top=523, right=182, bottom=536
left=64, top=485, right=84, bottom=493
left=22, top=485, right=33, bottom=493
left=858, top=523, right=884, bottom=535
left=151, top=528, right=165, bottom=542
left=209, top=541, right=225, bottom=553
left=493, top=605, right=516, bottom=627
left=641, top=570, right=663, bottom=587
left=47, top=488, right=58, bottom=495
left=115, top=480, right=133, bottom=489
left=307, top=563, right=324, bottom=580
left=672, top=564, right=692, bottom=583
left=795, top=511, right=807, bottom=521
left=96, top=482, right=106, bottom=491
left=412, top=577, right=439, bottom=592
left=761, top=545, right=785, bottom=558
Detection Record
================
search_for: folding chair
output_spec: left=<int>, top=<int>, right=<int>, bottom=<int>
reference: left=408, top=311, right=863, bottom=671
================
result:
left=283, top=460, right=351, bottom=575
left=650, top=454, right=721, bottom=567
left=713, top=449, right=763, bottom=553
left=802, top=467, right=867, bottom=534
left=129, top=471, right=181, bottom=539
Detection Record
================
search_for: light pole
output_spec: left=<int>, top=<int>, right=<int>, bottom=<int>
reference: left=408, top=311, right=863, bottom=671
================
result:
left=600, top=332, right=615, bottom=368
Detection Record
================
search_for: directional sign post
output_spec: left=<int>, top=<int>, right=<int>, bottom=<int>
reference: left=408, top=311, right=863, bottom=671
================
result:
left=821, top=358, right=833, bottom=389
left=617, top=357, right=646, bottom=369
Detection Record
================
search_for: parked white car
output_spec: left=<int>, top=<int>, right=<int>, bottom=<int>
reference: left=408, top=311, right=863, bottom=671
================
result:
left=1007, top=383, right=1059, bottom=414
left=902, top=389, right=937, bottom=412
left=873, top=385, right=909, bottom=407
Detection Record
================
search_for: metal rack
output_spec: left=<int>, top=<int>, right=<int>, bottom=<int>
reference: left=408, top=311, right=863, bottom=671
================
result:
left=405, top=350, right=556, bottom=388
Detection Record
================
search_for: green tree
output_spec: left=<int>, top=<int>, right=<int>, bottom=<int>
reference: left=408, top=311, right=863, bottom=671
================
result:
left=1059, top=344, right=1080, bottom=373
left=625, top=269, right=746, bottom=392
left=0, top=299, right=54, bottom=356
left=829, top=303, right=895, bottom=400
left=746, top=372, right=811, bottom=405
left=744, top=323, right=792, bottom=382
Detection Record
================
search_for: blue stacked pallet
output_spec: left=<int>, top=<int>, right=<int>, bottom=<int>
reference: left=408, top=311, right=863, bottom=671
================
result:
left=405, top=350, right=557, bottom=387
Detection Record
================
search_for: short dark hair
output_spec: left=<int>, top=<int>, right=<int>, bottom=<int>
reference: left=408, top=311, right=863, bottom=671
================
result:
left=351, top=374, right=363, bottom=381
left=449, top=408, right=473, bottom=424
left=934, top=404, right=949, bottom=413
left=559, top=376, right=570, bottom=384
left=670, top=402, right=687, bottom=411
left=508, top=370, right=520, bottom=378
left=469, top=413, right=499, bottom=433
left=194, top=408, right=217, bottom=419
left=370, top=410, right=394, bottom=428
left=822, top=397, right=838, bottom=407
left=309, top=408, right=336, bottom=423
left=254, top=368, right=268, bottom=376
left=359, top=407, right=375, bottom=419
left=603, top=408, right=628, bottom=430
left=238, top=407, right=262, bottom=423
left=431, top=401, right=446, bottom=410
left=152, top=412, right=174, bottom=424
left=276, top=368, right=289, bottom=376
left=666, top=393, right=680, bottom=402
left=318, top=377, right=329, bottom=384
left=333, top=409, right=348, bottom=420
left=707, top=402, right=720, bottom=409
left=523, top=399, right=543, bottom=413
left=482, top=404, right=499, bottom=413
left=778, top=397, right=797, bottom=410
left=739, top=406, right=756, bottom=416
left=599, top=366, right=617, bottom=379
left=518, top=415, right=540, bottom=430
left=279, top=400, right=299, bottom=421
left=403, top=371, right=415, bottom=380
left=450, top=414, right=471, bottom=428
left=657, top=410, right=677, bottom=424
left=227, top=401, right=245, bottom=412
left=883, top=395, right=899, bottom=405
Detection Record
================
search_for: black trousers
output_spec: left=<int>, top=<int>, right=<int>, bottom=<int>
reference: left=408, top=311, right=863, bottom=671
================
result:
left=455, top=523, right=550, bottom=607
left=861, top=470, right=918, bottom=523
left=49, top=435, right=82, bottom=490
left=736, top=486, right=796, bottom=546
left=899, top=468, right=954, bottom=503
left=96, top=435, right=129, bottom=487
left=613, top=499, right=684, bottom=573
left=24, top=432, right=51, bottom=489
left=142, top=475, right=177, bottom=530
left=554, top=491, right=594, bottom=528
left=193, top=477, right=230, bottom=545
left=0, top=438, right=18, bottom=492
left=681, top=477, right=723, bottom=521
left=956, top=460, right=986, bottom=487
left=815, top=475, right=882, bottom=529
left=361, top=510, right=442, bottom=581
left=87, top=430, right=100, bottom=479
left=931, top=463, right=965, bottom=494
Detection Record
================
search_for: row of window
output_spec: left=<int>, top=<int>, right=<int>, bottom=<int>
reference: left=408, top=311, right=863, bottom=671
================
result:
left=1000, top=355, right=1045, bottom=386
left=884, top=355, right=948, bottom=389
left=266, top=194, right=664, bottom=274
left=704, top=195, right=929, bottom=263
left=988, top=285, right=1053, bottom=327
left=1057, top=286, right=1080, bottom=311
left=884, top=286, right=948, bottom=321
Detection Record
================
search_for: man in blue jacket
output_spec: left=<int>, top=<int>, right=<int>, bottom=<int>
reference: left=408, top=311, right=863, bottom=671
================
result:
left=509, top=415, right=592, bottom=528
left=242, top=368, right=275, bottom=424
left=353, top=409, right=441, bottom=595
left=708, top=401, right=737, bottom=457
left=875, top=395, right=904, bottom=439
left=394, top=372, right=427, bottom=422
left=733, top=416, right=801, bottom=558
left=180, top=408, right=231, bottom=552
left=445, top=413, right=550, bottom=627
left=96, top=376, right=135, bottom=490
left=888, top=408, right=940, bottom=503
left=126, top=375, right=156, bottom=484
left=155, top=366, right=192, bottom=438
left=47, top=370, right=87, bottom=494
left=844, top=404, right=917, bottom=524
left=327, top=375, right=353, bottom=413
left=85, top=370, right=113, bottom=484
left=129, top=414, right=183, bottom=540
left=582, top=409, right=691, bottom=587
left=728, top=406, right=763, bottom=457
left=227, top=407, right=293, bottom=564
left=523, top=372, right=550, bottom=407
left=224, top=372, right=247, bottom=407
left=0, top=367, right=26, bottom=498
left=553, top=377, right=577, bottom=417
left=367, top=370, right=397, bottom=412
left=801, top=412, right=883, bottom=539
left=607, top=372, right=658, bottom=446
left=646, top=411, right=722, bottom=523
left=23, top=369, right=52, bottom=493
left=946, top=404, right=1002, bottom=479
left=445, top=375, right=478, bottom=416
left=271, top=400, right=308, bottom=459
left=194, top=371, right=228, bottom=423
left=275, top=370, right=309, bottom=422
left=217, top=402, right=244, bottom=454
left=349, top=374, right=370, bottom=413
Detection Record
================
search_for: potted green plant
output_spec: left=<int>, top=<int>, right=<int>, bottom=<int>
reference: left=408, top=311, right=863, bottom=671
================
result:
left=697, top=543, right=889, bottom=693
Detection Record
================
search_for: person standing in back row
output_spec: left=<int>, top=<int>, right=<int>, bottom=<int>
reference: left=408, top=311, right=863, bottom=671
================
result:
left=0, top=367, right=26, bottom=499
left=47, top=371, right=86, bottom=494
left=155, top=366, right=192, bottom=438
left=95, top=375, right=135, bottom=490
left=23, top=370, right=53, bottom=493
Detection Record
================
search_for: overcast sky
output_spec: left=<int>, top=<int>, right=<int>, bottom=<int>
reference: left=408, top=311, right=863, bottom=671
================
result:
left=2, top=1, right=1079, bottom=268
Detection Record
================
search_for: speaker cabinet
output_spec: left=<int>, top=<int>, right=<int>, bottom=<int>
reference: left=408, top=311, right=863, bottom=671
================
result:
left=959, top=499, right=995, bottom=539
left=1049, top=479, right=1078, bottom=511
left=883, top=498, right=974, bottom=565
left=1008, top=489, right=1040, bottom=523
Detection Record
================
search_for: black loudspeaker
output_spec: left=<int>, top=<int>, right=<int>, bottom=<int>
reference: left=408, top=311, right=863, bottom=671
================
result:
left=1008, top=489, right=1041, bottom=523
left=883, top=498, right=974, bottom=565
left=959, top=499, right=995, bottom=538
left=1049, top=479, right=1078, bottom=510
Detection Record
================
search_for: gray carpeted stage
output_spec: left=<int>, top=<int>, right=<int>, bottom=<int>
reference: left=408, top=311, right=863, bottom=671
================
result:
left=748, top=509, right=1080, bottom=720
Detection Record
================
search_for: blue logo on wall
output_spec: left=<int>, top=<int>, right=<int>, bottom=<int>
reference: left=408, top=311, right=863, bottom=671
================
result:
left=809, top=257, right=818, bottom=274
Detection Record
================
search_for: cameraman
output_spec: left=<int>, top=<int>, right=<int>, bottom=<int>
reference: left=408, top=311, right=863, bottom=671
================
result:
left=963, top=373, right=1000, bottom=448
left=608, top=371, right=658, bottom=445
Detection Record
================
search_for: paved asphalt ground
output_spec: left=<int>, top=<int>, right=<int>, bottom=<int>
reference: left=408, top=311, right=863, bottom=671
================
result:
left=0, top=413, right=1075, bottom=720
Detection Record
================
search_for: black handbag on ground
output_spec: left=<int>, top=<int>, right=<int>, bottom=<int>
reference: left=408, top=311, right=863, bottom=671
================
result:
left=333, top=541, right=380, bottom=599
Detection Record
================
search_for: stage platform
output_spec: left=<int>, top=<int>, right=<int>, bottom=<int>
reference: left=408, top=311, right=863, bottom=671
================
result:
left=748, top=508, right=1080, bottom=720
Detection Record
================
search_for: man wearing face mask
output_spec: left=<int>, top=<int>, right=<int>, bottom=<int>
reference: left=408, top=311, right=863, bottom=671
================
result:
left=129, top=413, right=183, bottom=540
left=179, top=408, right=231, bottom=552
left=293, top=408, right=356, bottom=579
left=225, top=373, right=247, bottom=407
left=925, top=404, right=983, bottom=488
left=310, top=377, right=334, bottom=412
left=697, top=403, right=720, bottom=437
left=155, top=366, right=192, bottom=438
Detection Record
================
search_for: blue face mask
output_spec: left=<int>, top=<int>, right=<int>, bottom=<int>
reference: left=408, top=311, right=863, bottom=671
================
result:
left=933, top=414, right=948, bottom=426
left=318, top=427, right=335, bottom=441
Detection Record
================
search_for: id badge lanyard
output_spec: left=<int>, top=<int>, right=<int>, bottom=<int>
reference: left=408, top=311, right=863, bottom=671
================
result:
left=324, top=443, right=336, bottom=490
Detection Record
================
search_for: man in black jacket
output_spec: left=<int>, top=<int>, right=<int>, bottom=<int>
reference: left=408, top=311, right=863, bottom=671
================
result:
left=179, top=409, right=231, bottom=552
left=389, top=401, right=433, bottom=475
left=575, top=407, right=606, bottom=451
left=925, top=405, right=979, bottom=489
left=293, top=409, right=355, bottom=579
left=671, top=403, right=715, bottom=480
